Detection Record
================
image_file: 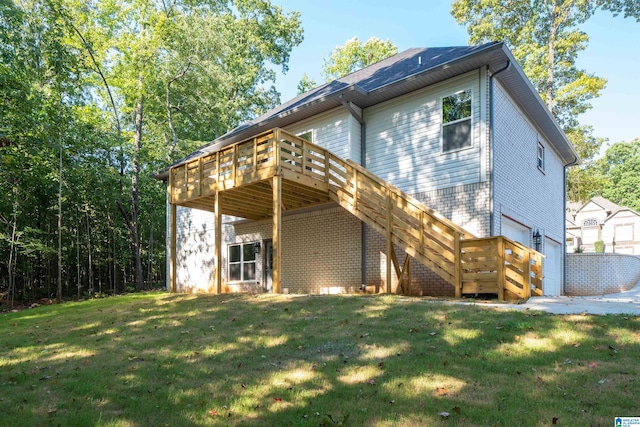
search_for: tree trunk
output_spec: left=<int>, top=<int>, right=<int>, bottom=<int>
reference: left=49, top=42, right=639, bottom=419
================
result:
left=130, top=76, right=144, bottom=292
left=546, top=8, right=557, bottom=112
left=7, top=201, right=18, bottom=310
left=57, top=143, right=63, bottom=303
left=86, top=208, right=93, bottom=295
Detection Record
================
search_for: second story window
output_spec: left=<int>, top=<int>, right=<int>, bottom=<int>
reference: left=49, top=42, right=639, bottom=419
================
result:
left=537, top=142, right=545, bottom=171
left=442, top=89, right=472, bottom=152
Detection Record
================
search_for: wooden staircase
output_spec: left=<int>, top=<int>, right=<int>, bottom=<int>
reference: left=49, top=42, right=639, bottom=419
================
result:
left=169, top=128, right=543, bottom=300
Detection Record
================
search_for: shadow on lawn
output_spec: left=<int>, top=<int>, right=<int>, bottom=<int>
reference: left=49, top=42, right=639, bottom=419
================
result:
left=1, top=293, right=639, bottom=426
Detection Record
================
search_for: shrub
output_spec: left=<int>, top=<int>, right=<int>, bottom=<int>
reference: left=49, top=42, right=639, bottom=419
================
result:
left=594, top=240, right=604, bottom=253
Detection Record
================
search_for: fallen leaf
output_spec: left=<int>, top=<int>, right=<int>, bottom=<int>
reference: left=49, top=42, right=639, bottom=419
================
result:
left=360, top=333, right=370, bottom=338
left=552, top=416, right=559, bottom=424
left=453, top=406, right=462, bottom=414
left=435, top=387, right=447, bottom=396
left=368, top=379, right=375, bottom=385
left=274, top=397, right=282, bottom=402
left=439, top=411, right=450, bottom=418
left=429, top=332, right=437, bottom=336
left=378, top=362, right=385, bottom=368
left=589, top=362, right=597, bottom=368
left=572, top=342, right=580, bottom=348
left=241, top=384, right=246, bottom=388
left=207, top=410, right=219, bottom=416
left=47, top=409, right=57, bottom=415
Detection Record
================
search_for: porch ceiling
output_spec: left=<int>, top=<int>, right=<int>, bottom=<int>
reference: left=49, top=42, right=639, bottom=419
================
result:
left=176, top=177, right=332, bottom=220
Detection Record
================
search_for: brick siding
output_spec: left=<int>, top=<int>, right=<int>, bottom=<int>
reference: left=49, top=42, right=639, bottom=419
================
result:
left=566, top=253, right=640, bottom=295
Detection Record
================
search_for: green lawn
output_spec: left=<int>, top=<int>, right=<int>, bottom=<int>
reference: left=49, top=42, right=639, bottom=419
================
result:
left=1, top=292, right=638, bottom=426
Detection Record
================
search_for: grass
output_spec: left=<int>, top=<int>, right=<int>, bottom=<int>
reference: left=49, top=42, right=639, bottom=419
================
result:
left=1, top=292, right=639, bottom=426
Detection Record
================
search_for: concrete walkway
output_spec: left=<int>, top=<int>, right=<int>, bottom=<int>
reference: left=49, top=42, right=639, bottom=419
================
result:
left=468, top=281, right=640, bottom=315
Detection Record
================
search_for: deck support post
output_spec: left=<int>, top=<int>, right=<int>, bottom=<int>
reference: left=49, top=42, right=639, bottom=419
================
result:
left=272, top=174, right=282, bottom=294
left=168, top=170, right=177, bottom=293
left=213, top=191, right=222, bottom=294
left=454, top=232, right=462, bottom=298
left=169, top=203, right=177, bottom=293
left=385, top=186, right=393, bottom=294
left=497, top=237, right=505, bottom=300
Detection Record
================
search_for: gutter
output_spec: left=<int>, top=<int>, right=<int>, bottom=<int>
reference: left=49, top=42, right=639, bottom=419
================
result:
left=562, top=154, right=580, bottom=295
left=488, top=60, right=511, bottom=236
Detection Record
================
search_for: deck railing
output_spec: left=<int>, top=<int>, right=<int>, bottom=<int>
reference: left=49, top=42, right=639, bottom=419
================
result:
left=169, top=127, right=543, bottom=299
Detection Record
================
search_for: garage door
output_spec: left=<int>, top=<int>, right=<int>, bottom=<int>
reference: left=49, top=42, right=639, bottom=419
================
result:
left=544, top=239, right=562, bottom=296
left=501, top=217, right=530, bottom=247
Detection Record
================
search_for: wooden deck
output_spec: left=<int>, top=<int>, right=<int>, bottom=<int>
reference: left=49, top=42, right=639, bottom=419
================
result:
left=168, top=128, right=543, bottom=300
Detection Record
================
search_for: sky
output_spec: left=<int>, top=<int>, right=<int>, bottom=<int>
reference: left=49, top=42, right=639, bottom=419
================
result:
left=271, top=0, right=640, bottom=151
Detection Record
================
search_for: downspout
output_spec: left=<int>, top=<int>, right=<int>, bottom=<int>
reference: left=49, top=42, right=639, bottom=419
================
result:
left=338, top=95, right=367, bottom=290
left=488, top=61, right=511, bottom=236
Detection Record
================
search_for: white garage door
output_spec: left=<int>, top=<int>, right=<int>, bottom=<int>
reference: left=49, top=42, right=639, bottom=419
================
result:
left=501, top=217, right=530, bottom=247
left=544, top=239, right=562, bottom=296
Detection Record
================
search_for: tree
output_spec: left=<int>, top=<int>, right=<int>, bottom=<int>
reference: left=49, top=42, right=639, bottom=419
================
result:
left=297, top=73, right=317, bottom=94
left=321, top=37, right=397, bottom=81
left=0, top=0, right=303, bottom=303
left=598, top=138, right=640, bottom=211
left=452, top=0, right=640, bottom=201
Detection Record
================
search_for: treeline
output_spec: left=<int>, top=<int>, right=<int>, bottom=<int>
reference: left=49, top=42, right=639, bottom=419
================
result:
left=0, top=0, right=303, bottom=308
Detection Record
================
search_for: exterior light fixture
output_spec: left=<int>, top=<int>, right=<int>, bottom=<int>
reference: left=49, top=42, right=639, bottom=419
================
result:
left=253, top=241, right=261, bottom=254
left=533, top=229, right=542, bottom=252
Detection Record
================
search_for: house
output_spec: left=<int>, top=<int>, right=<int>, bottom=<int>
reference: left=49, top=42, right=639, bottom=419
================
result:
left=567, top=197, right=640, bottom=254
left=155, top=41, right=578, bottom=299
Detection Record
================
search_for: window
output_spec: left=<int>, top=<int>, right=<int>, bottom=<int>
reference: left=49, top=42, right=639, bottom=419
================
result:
left=537, top=142, right=545, bottom=171
left=297, top=130, right=312, bottom=142
left=615, top=223, right=633, bottom=242
left=442, top=89, right=472, bottom=152
left=228, top=243, right=256, bottom=282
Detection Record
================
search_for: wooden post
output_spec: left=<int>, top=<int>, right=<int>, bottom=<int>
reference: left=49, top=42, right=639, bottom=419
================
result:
left=301, top=139, right=307, bottom=174
left=274, top=128, right=282, bottom=170
left=272, top=174, right=282, bottom=294
left=385, top=186, right=393, bottom=294
left=232, top=144, right=238, bottom=186
left=253, top=137, right=258, bottom=174
left=324, top=153, right=331, bottom=185
left=496, top=237, right=505, bottom=300
left=522, top=249, right=531, bottom=299
left=353, top=169, right=358, bottom=213
left=197, top=157, right=203, bottom=197
left=213, top=191, right=222, bottom=294
left=454, top=232, right=462, bottom=298
left=169, top=203, right=177, bottom=293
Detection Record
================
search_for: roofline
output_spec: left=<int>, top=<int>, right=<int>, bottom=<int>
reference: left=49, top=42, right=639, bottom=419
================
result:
left=155, top=41, right=579, bottom=179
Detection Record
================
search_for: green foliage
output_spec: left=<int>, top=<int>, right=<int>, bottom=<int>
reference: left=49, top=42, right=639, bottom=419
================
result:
left=321, top=36, right=397, bottom=81
left=296, top=72, right=317, bottom=95
left=598, top=138, right=640, bottom=211
left=594, top=240, right=604, bottom=253
left=0, top=0, right=303, bottom=301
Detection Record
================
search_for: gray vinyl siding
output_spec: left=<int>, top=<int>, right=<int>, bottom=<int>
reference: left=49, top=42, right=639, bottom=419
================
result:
left=348, top=104, right=363, bottom=165
left=364, top=70, right=483, bottom=195
left=284, top=106, right=355, bottom=161
left=174, top=206, right=215, bottom=292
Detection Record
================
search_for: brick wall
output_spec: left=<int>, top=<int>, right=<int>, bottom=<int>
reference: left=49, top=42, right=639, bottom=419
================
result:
left=566, top=253, right=640, bottom=295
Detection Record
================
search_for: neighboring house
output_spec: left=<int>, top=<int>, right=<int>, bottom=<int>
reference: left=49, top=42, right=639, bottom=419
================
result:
left=567, top=197, right=640, bottom=254
left=155, top=41, right=578, bottom=298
